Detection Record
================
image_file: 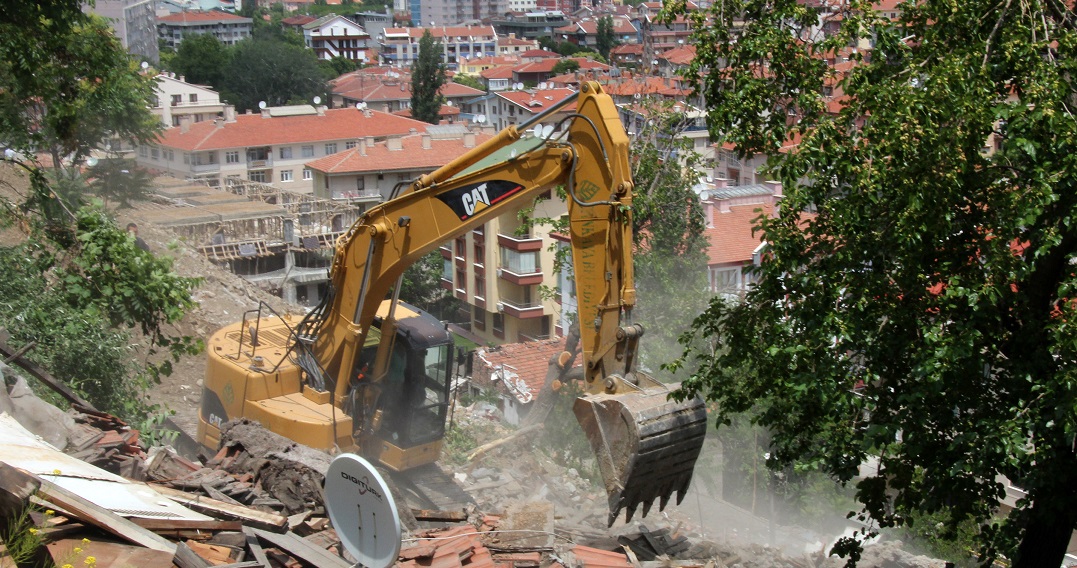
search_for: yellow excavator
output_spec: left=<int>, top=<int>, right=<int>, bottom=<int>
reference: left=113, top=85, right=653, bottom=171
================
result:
left=196, top=82, right=707, bottom=524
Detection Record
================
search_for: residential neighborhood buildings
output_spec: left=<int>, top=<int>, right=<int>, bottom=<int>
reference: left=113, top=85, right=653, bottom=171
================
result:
left=151, top=73, right=228, bottom=128
left=86, top=0, right=159, bottom=63
left=157, top=10, right=252, bottom=49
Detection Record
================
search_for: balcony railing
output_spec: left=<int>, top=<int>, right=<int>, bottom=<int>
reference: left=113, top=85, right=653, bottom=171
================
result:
left=497, top=266, right=542, bottom=286
left=497, top=233, right=543, bottom=252
left=497, top=299, right=544, bottom=319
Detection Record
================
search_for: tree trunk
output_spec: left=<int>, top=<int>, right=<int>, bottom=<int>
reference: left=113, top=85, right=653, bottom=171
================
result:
left=1012, top=449, right=1077, bottom=568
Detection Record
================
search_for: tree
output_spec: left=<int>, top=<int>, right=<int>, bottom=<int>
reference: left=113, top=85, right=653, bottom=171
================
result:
left=551, top=59, right=580, bottom=75
left=666, top=0, right=1077, bottom=566
left=319, top=55, right=358, bottom=80
left=222, top=38, right=329, bottom=113
left=398, top=250, right=457, bottom=320
left=0, top=1, right=202, bottom=426
left=596, top=15, right=618, bottom=61
left=627, top=101, right=708, bottom=377
left=0, top=13, right=160, bottom=177
left=410, top=30, right=447, bottom=124
left=87, top=156, right=154, bottom=208
left=168, top=33, right=231, bottom=90
left=453, top=74, right=485, bottom=92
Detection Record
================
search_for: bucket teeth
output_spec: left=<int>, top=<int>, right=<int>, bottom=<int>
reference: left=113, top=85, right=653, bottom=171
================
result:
left=574, top=383, right=707, bottom=527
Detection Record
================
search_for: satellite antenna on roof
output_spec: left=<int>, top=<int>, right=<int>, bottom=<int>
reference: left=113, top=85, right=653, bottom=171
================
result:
left=258, top=101, right=267, bottom=109
left=476, top=114, right=486, bottom=124
left=446, top=100, right=453, bottom=106
left=356, top=102, right=367, bottom=110
left=313, top=96, right=322, bottom=104
left=324, top=454, right=401, bottom=568
left=141, top=61, right=149, bottom=70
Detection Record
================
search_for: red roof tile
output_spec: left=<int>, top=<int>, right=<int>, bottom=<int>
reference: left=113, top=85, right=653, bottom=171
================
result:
left=158, top=9, right=251, bottom=23
left=474, top=338, right=581, bottom=401
left=705, top=200, right=774, bottom=265
left=306, top=132, right=492, bottom=174
left=519, top=49, right=560, bottom=59
left=153, top=108, right=430, bottom=151
left=497, top=88, right=577, bottom=114
left=569, top=545, right=632, bottom=568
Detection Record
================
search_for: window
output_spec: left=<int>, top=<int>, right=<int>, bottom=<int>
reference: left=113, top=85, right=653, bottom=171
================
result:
left=279, top=147, right=292, bottom=159
left=150, top=147, right=159, bottom=160
left=324, top=143, right=337, bottom=154
left=345, top=140, right=357, bottom=150
left=473, top=233, right=485, bottom=266
left=455, top=266, right=467, bottom=294
left=165, top=149, right=174, bottom=161
left=455, top=236, right=466, bottom=259
left=473, top=306, right=485, bottom=331
left=301, top=145, right=314, bottom=158
left=280, top=169, right=293, bottom=182
left=442, top=258, right=453, bottom=281
left=189, top=93, right=198, bottom=103
left=356, top=177, right=365, bottom=191
left=709, top=266, right=746, bottom=293
left=138, top=145, right=147, bottom=157
left=303, top=168, right=313, bottom=180
left=225, top=150, right=239, bottom=164
left=170, top=94, right=182, bottom=106
left=500, top=248, right=539, bottom=274
left=474, top=273, right=485, bottom=299
left=492, top=313, right=504, bottom=339
left=249, top=170, right=267, bottom=183
left=183, top=153, right=189, bottom=164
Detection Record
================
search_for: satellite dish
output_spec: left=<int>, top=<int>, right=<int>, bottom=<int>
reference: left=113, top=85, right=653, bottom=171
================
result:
left=541, top=124, right=554, bottom=139
left=531, top=126, right=543, bottom=138
left=476, top=114, right=486, bottom=124
left=4, top=149, right=16, bottom=160
left=446, top=100, right=453, bottom=106
left=258, top=101, right=267, bottom=109
left=634, top=93, right=641, bottom=100
left=141, top=61, right=149, bottom=70
left=324, top=454, right=401, bottom=568
left=86, top=157, right=99, bottom=167
left=313, top=96, right=322, bottom=104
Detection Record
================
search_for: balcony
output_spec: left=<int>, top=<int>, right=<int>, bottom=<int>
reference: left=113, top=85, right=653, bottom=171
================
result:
left=440, top=245, right=452, bottom=260
left=497, top=233, right=543, bottom=252
left=440, top=277, right=453, bottom=291
left=497, top=266, right=542, bottom=285
left=249, top=160, right=269, bottom=168
left=497, top=299, right=544, bottom=319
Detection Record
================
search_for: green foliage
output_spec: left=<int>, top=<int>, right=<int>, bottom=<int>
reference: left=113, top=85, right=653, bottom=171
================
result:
left=0, top=499, right=45, bottom=564
left=571, top=52, right=606, bottom=64
left=666, top=0, right=1077, bottom=565
left=87, top=156, right=153, bottom=208
left=596, top=15, right=618, bottom=61
left=168, top=33, right=231, bottom=89
left=452, top=74, right=485, bottom=92
left=534, top=380, right=601, bottom=485
left=319, top=55, right=359, bottom=80
left=222, top=39, right=329, bottom=113
left=410, top=30, right=447, bottom=124
left=893, top=507, right=984, bottom=567
left=398, top=250, right=458, bottom=320
left=441, top=424, right=478, bottom=465
left=552, top=59, right=581, bottom=75
left=555, top=41, right=586, bottom=57
left=0, top=12, right=160, bottom=173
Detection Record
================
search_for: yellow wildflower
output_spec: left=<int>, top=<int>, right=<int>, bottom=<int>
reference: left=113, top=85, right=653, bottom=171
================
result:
left=82, top=538, right=90, bottom=544
left=74, top=547, right=83, bottom=554
left=62, top=564, right=74, bottom=568
left=84, top=556, right=96, bottom=566
left=28, top=528, right=38, bottom=535
left=45, top=509, right=55, bottom=516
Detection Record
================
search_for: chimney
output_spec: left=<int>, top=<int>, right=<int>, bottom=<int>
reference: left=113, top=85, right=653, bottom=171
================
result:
left=178, top=114, right=192, bottom=133
left=223, top=104, right=236, bottom=122
left=388, top=135, right=403, bottom=151
left=316, top=105, right=327, bottom=116
left=179, top=75, right=186, bottom=82
left=713, top=177, right=730, bottom=188
left=718, top=198, right=731, bottom=213
left=214, top=117, right=225, bottom=129
left=422, top=133, right=432, bottom=149
left=260, top=107, right=271, bottom=118
left=764, top=179, right=783, bottom=199
left=358, top=138, right=366, bottom=156
left=463, top=131, right=476, bottom=148
left=703, top=200, right=714, bottom=227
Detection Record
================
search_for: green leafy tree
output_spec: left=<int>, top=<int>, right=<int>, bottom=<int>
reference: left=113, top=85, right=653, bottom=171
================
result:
left=453, top=74, right=485, bottom=91
left=87, top=156, right=154, bottom=208
left=410, top=30, right=447, bottom=124
left=551, top=59, right=581, bottom=75
left=628, top=101, right=708, bottom=377
left=0, top=13, right=160, bottom=177
left=596, top=15, right=618, bottom=61
left=0, top=1, right=202, bottom=425
left=667, top=0, right=1077, bottom=565
left=319, top=55, right=359, bottom=79
left=168, top=33, right=231, bottom=90
left=398, top=250, right=457, bottom=320
left=222, top=39, right=329, bottom=113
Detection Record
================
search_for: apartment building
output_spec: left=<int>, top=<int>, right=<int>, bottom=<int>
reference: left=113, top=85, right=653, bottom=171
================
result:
left=157, top=10, right=252, bottom=49
left=303, top=15, right=373, bottom=63
left=304, top=126, right=493, bottom=209
left=554, top=15, right=640, bottom=50
left=466, top=87, right=577, bottom=131
left=137, top=104, right=430, bottom=191
left=379, top=25, right=498, bottom=68
left=152, top=73, right=227, bottom=128
left=86, top=0, right=159, bottom=63
left=702, top=181, right=782, bottom=296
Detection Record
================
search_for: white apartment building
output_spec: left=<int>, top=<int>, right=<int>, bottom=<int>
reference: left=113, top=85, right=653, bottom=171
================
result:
left=152, top=73, right=228, bottom=128
left=303, top=14, right=374, bottom=63
left=157, top=10, right=252, bottom=49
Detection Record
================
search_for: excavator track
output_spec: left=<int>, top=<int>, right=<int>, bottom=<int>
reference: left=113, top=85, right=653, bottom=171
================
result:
left=575, top=385, right=708, bottom=526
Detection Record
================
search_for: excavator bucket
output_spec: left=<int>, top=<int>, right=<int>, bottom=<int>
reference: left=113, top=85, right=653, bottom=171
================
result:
left=574, top=383, right=708, bottom=526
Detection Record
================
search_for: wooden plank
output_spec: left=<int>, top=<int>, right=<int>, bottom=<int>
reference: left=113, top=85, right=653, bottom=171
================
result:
left=129, top=518, right=243, bottom=532
left=242, top=526, right=272, bottom=568
left=412, top=509, right=468, bottom=522
left=31, top=475, right=177, bottom=553
left=46, top=537, right=174, bottom=568
left=248, top=527, right=350, bottom=568
left=152, top=484, right=288, bottom=531
left=173, top=541, right=214, bottom=568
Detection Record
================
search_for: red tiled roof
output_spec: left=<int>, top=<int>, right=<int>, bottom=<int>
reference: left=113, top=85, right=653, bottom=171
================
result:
left=499, top=36, right=533, bottom=46
left=659, top=45, right=696, bottom=66
left=555, top=16, right=637, bottom=35
left=305, top=132, right=493, bottom=174
left=481, top=66, right=516, bottom=80
left=158, top=10, right=250, bottom=23
left=705, top=200, right=774, bottom=265
left=332, top=76, right=483, bottom=103
left=519, top=49, right=560, bottom=59
left=153, top=108, right=430, bottom=151
left=513, top=58, right=610, bottom=74
left=474, top=338, right=580, bottom=401
left=281, top=15, right=316, bottom=25
left=392, top=104, right=462, bottom=118
left=497, top=88, right=577, bottom=114
left=610, top=43, right=643, bottom=55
